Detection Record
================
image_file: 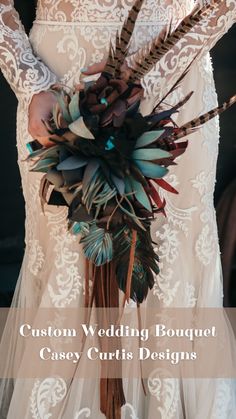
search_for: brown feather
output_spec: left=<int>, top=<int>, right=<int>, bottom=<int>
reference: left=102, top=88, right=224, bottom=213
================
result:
left=39, top=174, right=51, bottom=213
left=103, top=36, right=117, bottom=76
left=129, top=0, right=220, bottom=81
left=115, top=0, right=146, bottom=76
left=153, top=47, right=203, bottom=111
left=172, top=94, right=236, bottom=140
left=173, top=91, right=194, bottom=111
left=104, top=0, right=145, bottom=76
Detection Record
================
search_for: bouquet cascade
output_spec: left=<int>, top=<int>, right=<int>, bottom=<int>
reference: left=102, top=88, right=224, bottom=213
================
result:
left=27, top=1, right=236, bottom=417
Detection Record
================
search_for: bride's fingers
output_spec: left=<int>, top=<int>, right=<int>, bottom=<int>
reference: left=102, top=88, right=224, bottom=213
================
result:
left=34, top=136, right=57, bottom=148
left=80, top=60, right=134, bottom=81
left=28, top=119, right=55, bottom=148
left=28, top=118, right=50, bottom=139
left=81, top=60, right=107, bottom=76
left=119, top=61, right=130, bottom=80
left=74, top=82, right=85, bottom=91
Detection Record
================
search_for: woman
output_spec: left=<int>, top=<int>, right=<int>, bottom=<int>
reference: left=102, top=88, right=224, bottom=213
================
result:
left=0, top=0, right=236, bottom=418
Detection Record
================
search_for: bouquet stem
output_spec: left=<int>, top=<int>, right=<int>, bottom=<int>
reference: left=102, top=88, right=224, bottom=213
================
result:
left=90, top=261, right=126, bottom=418
left=100, top=377, right=125, bottom=419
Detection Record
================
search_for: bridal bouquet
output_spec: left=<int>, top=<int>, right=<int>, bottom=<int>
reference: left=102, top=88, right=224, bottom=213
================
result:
left=27, top=1, right=235, bottom=417
left=27, top=0, right=235, bottom=305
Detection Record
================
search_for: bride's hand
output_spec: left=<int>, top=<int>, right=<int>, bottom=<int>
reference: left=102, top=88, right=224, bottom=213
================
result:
left=27, top=60, right=134, bottom=148
left=28, top=90, right=58, bottom=148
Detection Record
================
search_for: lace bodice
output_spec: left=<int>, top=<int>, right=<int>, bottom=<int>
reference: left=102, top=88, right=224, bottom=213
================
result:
left=35, top=0, right=193, bottom=23
left=0, top=1, right=235, bottom=102
left=0, top=0, right=56, bottom=101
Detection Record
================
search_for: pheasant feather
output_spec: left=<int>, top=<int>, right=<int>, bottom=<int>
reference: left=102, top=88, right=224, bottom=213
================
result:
left=103, top=35, right=118, bottom=77
left=171, top=94, right=236, bottom=140
left=103, top=0, right=145, bottom=76
left=172, top=91, right=194, bottom=111
left=129, top=0, right=220, bottom=81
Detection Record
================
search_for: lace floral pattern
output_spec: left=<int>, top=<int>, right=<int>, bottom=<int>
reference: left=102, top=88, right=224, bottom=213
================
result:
left=0, top=0, right=236, bottom=418
left=0, top=1, right=57, bottom=102
left=147, top=370, right=180, bottom=418
left=36, top=0, right=193, bottom=24
left=28, top=239, right=45, bottom=276
left=30, top=378, right=67, bottom=419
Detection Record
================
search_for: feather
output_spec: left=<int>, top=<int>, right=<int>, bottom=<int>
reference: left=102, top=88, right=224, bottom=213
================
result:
left=153, top=61, right=196, bottom=112
left=129, top=0, right=219, bottom=81
left=147, top=181, right=166, bottom=209
left=124, top=229, right=137, bottom=302
left=114, top=227, right=159, bottom=303
left=39, top=174, right=50, bottom=210
left=172, top=91, right=194, bottom=111
left=80, top=222, right=113, bottom=266
left=102, top=34, right=118, bottom=77
left=153, top=178, right=179, bottom=195
left=103, top=0, right=145, bottom=76
left=114, top=0, right=146, bottom=76
left=146, top=93, right=193, bottom=131
left=172, top=94, right=236, bottom=141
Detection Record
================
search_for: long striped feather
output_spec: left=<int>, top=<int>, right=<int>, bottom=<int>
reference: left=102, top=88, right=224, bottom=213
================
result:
left=114, top=0, right=146, bottom=76
left=129, top=0, right=220, bottom=82
left=103, top=0, right=145, bottom=76
left=103, top=36, right=117, bottom=77
left=172, top=91, right=194, bottom=111
left=171, top=94, right=236, bottom=141
left=152, top=47, right=203, bottom=112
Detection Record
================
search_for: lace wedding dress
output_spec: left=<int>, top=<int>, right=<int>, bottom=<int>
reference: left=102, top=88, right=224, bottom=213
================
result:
left=0, top=1, right=236, bottom=418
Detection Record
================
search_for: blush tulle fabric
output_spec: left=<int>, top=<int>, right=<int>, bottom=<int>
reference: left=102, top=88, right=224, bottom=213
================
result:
left=0, top=1, right=236, bottom=418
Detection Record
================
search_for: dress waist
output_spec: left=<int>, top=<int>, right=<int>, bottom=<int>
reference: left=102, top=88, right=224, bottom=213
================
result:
left=33, top=19, right=167, bottom=27
left=35, top=0, right=193, bottom=27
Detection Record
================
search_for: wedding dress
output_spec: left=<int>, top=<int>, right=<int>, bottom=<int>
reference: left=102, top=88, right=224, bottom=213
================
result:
left=0, top=1, right=236, bottom=418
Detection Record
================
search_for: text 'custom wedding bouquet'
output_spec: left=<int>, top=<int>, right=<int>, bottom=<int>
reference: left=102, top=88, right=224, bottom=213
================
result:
left=27, top=1, right=235, bottom=417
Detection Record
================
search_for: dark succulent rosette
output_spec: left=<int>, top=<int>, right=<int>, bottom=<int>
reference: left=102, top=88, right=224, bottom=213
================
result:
left=26, top=72, right=189, bottom=303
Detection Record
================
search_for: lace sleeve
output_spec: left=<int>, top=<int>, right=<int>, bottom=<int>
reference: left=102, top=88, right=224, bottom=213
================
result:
left=0, top=0, right=57, bottom=102
left=133, top=0, right=236, bottom=99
